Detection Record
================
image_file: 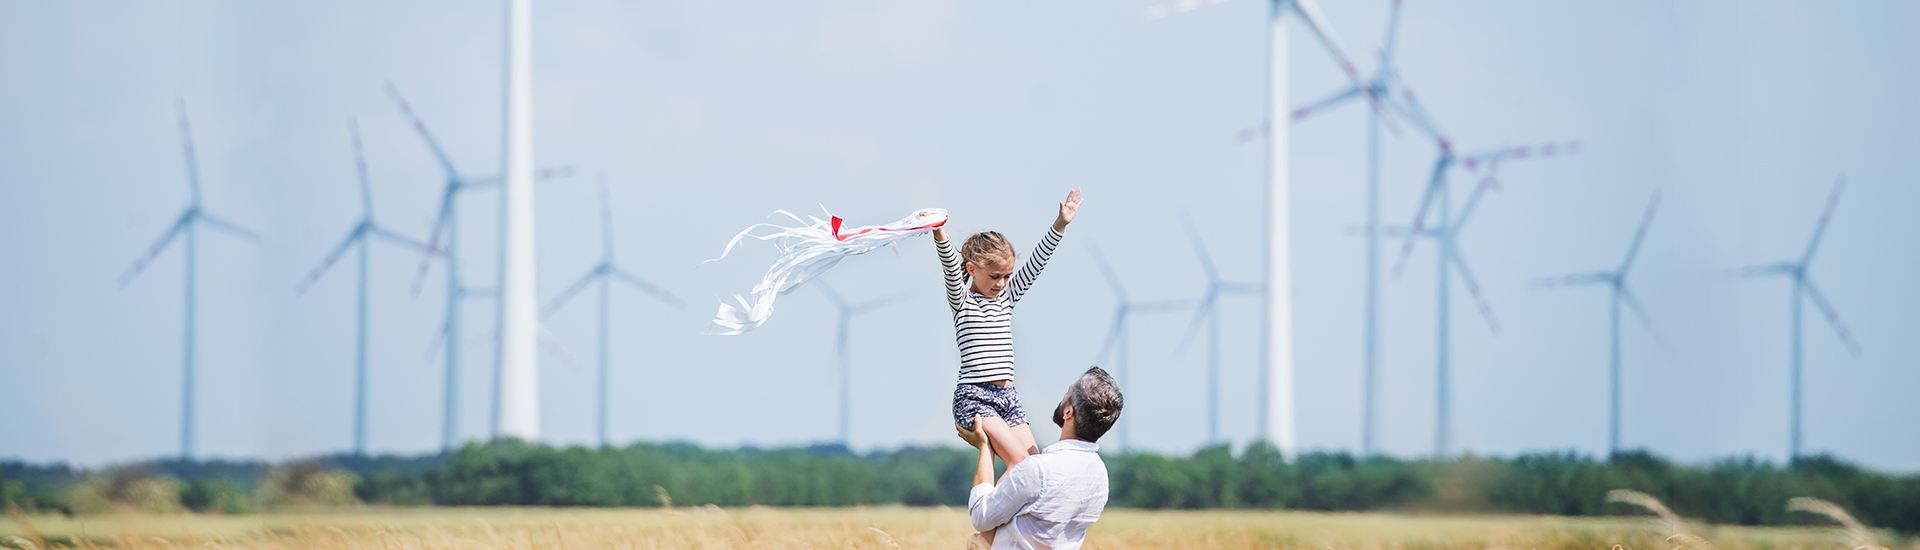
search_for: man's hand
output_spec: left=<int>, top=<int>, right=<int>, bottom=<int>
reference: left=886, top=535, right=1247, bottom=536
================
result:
left=957, top=417, right=990, bottom=449
left=1054, top=188, right=1083, bottom=232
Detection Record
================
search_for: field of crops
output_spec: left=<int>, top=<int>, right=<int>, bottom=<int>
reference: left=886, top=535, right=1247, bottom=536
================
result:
left=3, top=505, right=1907, bottom=550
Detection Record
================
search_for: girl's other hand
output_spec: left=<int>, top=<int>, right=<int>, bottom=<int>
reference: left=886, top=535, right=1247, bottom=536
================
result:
left=1054, top=188, right=1083, bottom=231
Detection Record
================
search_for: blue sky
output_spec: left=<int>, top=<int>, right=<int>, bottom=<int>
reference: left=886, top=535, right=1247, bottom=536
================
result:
left=2, top=0, right=1917, bottom=471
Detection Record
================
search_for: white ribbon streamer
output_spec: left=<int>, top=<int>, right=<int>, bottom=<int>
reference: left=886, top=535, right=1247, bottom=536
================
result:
left=707, top=207, right=947, bottom=335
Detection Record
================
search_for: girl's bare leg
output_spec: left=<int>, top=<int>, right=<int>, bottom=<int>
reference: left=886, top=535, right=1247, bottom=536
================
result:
left=1008, top=422, right=1038, bottom=458
left=976, top=416, right=1039, bottom=476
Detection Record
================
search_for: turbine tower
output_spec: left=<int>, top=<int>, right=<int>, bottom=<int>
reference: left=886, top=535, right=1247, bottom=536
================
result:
left=1176, top=223, right=1261, bottom=445
left=496, top=0, right=541, bottom=443
left=1536, top=193, right=1661, bottom=456
left=814, top=281, right=900, bottom=446
left=541, top=175, right=683, bottom=447
left=1734, top=176, right=1860, bottom=459
left=386, top=82, right=569, bottom=452
left=1144, top=0, right=1369, bottom=452
left=119, top=98, right=259, bottom=459
left=1387, top=142, right=1575, bottom=457
left=1090, top=243, right=1193, bottom=451
left=295, top=119, right=435, bottom=456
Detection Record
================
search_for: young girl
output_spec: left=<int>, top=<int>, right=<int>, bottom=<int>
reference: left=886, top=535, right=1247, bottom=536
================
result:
left=933, top=188, right=1083, bottom=470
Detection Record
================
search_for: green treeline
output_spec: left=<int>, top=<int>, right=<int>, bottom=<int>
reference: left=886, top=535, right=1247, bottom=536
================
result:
left=6, top=440, right=1917, bottom=533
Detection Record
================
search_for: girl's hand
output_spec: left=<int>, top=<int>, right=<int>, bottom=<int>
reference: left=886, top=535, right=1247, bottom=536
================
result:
left=1054, top=188, right=1083, bottom=231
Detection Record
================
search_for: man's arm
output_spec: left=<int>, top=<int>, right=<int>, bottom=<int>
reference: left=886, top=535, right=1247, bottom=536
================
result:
left=959, top=419, right=1040, bottom=533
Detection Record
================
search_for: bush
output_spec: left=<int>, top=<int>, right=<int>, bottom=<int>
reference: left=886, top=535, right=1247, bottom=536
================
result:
left=258, top=461, right=361, bottom=510
left=182, top=478, right=253, bottom=514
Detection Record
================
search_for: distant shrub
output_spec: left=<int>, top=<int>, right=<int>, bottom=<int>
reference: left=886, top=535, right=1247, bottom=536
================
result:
left=258, top=461, right=360, bottom=510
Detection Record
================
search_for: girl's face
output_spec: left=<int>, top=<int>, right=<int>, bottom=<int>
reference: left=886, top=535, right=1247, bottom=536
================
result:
left=965, top=260, right=1014, bottom=297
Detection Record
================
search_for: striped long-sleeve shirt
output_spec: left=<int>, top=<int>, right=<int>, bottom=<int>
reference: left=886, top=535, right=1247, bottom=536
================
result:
left=937, top=227, right=1065, bottom=385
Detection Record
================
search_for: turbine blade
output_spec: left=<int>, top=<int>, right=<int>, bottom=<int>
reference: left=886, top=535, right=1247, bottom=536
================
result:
left=1451, top=167, right=1501, bottom=230
left=1290, top=0, right=1368, bottom=92
left=1184, top=217, right=1220, bottom=282
left=1447, top=248, right=1500, bottom=333
left=1221, top=282, right=1263, bottom=293
left=1234, top=121, right=1270, bottom=144
left=463, top=166, right=576, bottom=189
left=196, top=212, right=260, bottom=242
left=540, top=269, right=602, bottom=319
left=1533, top=271, right=1612, bottom=288
left=1729, top=263, right=1795, bottom=278
left=1799, top=279, right=1861, bottom=357
left=1390, top=154, right=1451, bottom=278
left=1087, top=243, right=1128, bottom=301
left=598, top=173, right=614, bottom=253
left=1134, top=299, right=1198, bottom=314
left=120, top=213, right=191, bottom=286
left=295, top=229, right=365, bottom=294
left=1141, top=0, right=1242, bottom=21
left=384, top=82, right=462, bottom=180
left=815, top=279, right=848, bottom=309
left=350, top=117, right=374, bottom=214
left=1617, top=285, right=1667, bottom=346
left=852, top=293, right=909, bottom=315
left=1347, top=224, right=1415, bottom=238
left=423, top=315, right=450, bottom=365
left=1095, top=315, right=1125, bottom=366
left=538, top=165, right=576, bottom=181
left=1380, top=0, right=1406, bottom=70
left=368, top=224, right=434, bottom=253
left=613, top=267, right=686, bottom=309
left=175, top=97, right=202, bottom=199
left=1291, top=86, right=1363, bottom=122
left=1617, top=192, right=1661, bottom=275
left=1801, top=175, right=1845, bottom=265
left=1384, top=87, right=1447, bottom=146
left=538, top=325, right=586, bottom=373
left=1176, top=295, right=1216, bottom=354
left=408, top=191, right=458, bottom=295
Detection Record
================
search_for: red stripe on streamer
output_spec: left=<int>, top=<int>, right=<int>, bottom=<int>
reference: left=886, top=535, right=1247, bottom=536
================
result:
left=831, top=213, right=947, bottom=242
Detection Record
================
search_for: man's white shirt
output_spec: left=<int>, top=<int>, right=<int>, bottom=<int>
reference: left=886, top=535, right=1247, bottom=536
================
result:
left=968, top=439, right=1109, bottom=550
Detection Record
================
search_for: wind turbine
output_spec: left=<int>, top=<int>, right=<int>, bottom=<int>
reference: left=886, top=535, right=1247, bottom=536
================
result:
left=385, top=82, right=570, bottom=451
left=1144, top=0, right=1371, bottom=452
left=540, top=174, right=683, bottom=447
left=1385, top=141, right=1576, bottom=457
left=1176, top=224, right=1261, bottom=445
left=119, top=98, right=260, bottom=459
left=1536, top=193, right=1661, bottom=456
left=294, top=119, right=435, bottom=457
left=814, top=281, right=901, bottom=446
left=1288, top=0, right=1416, bottom=456
left=1089, top=243, right=1193, bottom=451
left=1734, top=176, right=1860, bottom=460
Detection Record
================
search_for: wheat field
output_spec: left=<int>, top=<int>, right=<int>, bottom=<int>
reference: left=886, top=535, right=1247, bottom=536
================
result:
left=3, top=505, right=1909, bottom=550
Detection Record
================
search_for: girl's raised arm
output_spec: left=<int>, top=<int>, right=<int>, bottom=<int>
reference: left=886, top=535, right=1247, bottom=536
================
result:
left=934, top=227, right=965, bottom=312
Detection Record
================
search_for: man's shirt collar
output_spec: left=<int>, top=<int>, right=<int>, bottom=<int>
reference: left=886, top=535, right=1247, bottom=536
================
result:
left=1046, top=439, right=1099, bottom=454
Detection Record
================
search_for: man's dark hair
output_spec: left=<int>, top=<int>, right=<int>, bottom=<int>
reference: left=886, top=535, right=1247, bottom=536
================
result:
left=1069, top=366, right=1123, bottom=443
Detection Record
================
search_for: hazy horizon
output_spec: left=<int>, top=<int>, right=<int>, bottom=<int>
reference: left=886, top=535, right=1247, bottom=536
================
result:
left=3, top=0, right=1917, bottom=471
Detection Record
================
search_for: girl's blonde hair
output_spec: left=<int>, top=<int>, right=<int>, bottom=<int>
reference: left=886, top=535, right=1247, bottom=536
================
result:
left=961, top=231, right=1015, bottom=270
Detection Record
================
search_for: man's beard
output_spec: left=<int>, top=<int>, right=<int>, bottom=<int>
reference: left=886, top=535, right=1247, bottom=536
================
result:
left=1052, top=401, right=1067, bottom=428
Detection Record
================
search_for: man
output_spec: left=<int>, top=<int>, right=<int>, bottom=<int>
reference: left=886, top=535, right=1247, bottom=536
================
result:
left=957, top=366, right=1124, bottom=550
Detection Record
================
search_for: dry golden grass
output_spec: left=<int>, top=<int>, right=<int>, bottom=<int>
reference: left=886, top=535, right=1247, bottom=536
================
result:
left=2, top=505, right=1912, bottom=550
